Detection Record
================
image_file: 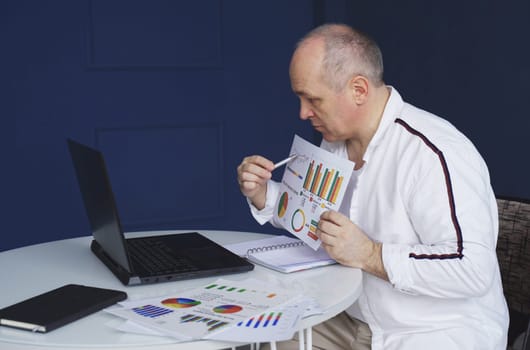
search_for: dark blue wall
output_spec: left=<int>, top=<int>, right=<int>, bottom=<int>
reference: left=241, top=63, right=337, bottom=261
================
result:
left=322, top=0, right=530, bottom=200
left=8, top=0, right=530, bottom=251
left=8, top=0, right=315, bottom=251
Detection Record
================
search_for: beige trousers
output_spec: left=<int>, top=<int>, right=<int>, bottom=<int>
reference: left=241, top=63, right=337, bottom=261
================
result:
left=261, top=311, right=372, bottom=350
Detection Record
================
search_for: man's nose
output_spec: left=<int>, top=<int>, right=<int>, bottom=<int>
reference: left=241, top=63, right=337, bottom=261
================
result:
left=299, top=100, right=314, bottom=120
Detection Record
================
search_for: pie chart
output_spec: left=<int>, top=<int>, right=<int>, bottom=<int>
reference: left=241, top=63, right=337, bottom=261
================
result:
left=213, top=304, right=243, bottom=314
left=291, top=209, right=305, bottom=232
left=277, top=192, right=288, bottom=218
left=161, top=298, right=201, bottom=308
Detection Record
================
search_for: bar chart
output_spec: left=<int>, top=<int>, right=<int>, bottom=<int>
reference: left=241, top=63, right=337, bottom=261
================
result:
left=236, top=311, right=283, bottom=328
left=180, top=313, right=229, bottom=332
left=302, top=160, right=344, bottom=204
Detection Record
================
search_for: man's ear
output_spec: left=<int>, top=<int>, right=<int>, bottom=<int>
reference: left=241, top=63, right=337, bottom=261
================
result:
left=348, top=75, right=369, bottom=105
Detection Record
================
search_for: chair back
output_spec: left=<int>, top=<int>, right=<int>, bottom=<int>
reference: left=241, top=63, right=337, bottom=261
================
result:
left=496, top=196, right=530, bottom=315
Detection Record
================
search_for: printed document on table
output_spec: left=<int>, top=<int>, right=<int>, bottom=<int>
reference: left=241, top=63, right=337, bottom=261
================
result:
left=106, top=278, right=297, bottom=341
left=108, top=293, right=322, bottom=343
left=274, top=135, right=355, bottom=250
left=207, top=295, right=313, bottom=342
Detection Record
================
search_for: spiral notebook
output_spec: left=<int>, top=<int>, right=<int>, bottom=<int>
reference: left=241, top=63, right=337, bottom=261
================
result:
left=224, top=235, right=336, bottom=273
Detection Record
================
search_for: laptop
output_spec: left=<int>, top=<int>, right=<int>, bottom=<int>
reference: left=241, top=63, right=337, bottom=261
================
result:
left=67, top=139, right=254, bottom=286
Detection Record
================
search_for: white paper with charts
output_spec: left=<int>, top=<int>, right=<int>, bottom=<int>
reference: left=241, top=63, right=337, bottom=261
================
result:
left=105, top=278, right=301, bottom=341
left=110, top=293, right=321, bottom=343
left=274, top=135, right=355, bottom=250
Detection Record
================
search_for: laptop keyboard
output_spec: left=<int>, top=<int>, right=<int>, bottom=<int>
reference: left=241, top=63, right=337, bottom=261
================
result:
left=127, top=238, right=200, bottom=275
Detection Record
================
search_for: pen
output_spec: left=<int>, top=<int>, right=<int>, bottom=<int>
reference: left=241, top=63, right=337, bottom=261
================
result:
left=273, top=154, right=298, bottom=169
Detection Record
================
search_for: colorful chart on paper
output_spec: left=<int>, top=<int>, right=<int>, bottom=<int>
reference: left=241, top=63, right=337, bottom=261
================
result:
left=162, top=298, right=201, bottom=308
left=273, top=135, right=354, bottom=250
left=291, top=209, right=305, bottom=232
left=277, top=192, right=288, bottom=218
left=107, top=278, right=296, bottom=342
left=213, top=304, right=243, bottom=314
left=237, top=311, right=283, bottom=328
left=180, top=313, right=229, bottom=332
left=133, top=304, right=173, bottom=318
left=302, top=161, right=344, bottom=204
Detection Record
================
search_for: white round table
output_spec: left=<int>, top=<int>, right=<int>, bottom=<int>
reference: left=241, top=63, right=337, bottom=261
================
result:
left=0, top=230, right=362, bottom=350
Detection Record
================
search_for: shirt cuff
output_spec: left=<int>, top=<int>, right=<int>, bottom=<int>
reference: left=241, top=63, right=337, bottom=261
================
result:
left=248, top=180, right=280, bottom=225
left=382, top=243, right=418, bottom=295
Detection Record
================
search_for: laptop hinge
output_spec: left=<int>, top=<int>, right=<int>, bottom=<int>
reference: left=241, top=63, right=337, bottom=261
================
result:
left=90, top=240, right=139, bottom=285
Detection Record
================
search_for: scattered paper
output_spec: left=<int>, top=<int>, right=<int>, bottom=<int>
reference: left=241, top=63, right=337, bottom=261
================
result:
left=208, top=295, right=313, bottom=342
left=105, top=278, right=317, bottom=342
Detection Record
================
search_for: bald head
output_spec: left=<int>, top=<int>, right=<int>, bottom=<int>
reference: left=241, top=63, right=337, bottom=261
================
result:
left=295, top=24, right=384, bottom=91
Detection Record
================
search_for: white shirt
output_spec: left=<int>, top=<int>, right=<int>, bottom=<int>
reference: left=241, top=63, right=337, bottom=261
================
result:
left=249, top=87, right=509, bottom=349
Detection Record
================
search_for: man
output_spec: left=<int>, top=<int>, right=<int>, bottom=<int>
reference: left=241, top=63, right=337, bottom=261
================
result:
left=237, top=24, right=508, bottom=349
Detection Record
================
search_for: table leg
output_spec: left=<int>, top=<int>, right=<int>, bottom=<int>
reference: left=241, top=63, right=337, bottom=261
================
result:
left=298, top=329, right=305, bottom=350
left=306, top=327, right=312, bottom=350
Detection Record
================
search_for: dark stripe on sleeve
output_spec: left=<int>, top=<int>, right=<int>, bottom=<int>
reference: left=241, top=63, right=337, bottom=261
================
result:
left=395, top=118, right=464, bottom=260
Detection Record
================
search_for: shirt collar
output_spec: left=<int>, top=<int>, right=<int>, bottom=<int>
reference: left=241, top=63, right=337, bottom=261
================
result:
left=363, top=86, right=404, bottom=162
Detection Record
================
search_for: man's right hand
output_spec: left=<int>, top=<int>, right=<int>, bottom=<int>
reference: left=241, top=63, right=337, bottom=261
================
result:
left=236, top=155, right=274, bottom=210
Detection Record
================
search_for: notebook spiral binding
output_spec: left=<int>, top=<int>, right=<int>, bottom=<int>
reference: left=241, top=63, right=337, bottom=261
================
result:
left=246, top=240, right=305, bottom=257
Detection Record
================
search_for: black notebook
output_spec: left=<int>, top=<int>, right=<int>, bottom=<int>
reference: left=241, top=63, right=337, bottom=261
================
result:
left=0, top=284, right=127, bottom=333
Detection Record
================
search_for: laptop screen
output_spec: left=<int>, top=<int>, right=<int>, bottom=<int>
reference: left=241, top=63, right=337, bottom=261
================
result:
left=67, top=139, right=133, bottom=272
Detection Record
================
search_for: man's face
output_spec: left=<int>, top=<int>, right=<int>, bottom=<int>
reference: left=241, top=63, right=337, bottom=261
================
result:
left=289, top=40, right=356, bottom=142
